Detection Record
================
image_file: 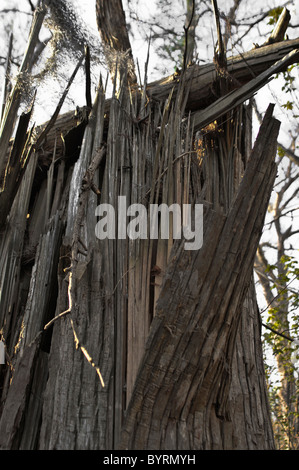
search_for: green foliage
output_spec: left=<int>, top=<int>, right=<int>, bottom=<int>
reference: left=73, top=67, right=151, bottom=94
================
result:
left=282, top=100, right=293, bottom=111
left=281, top=65, right=297, bottom=93
left=277, top=146, right=285, bottom=158
left=263, top=254, right=299, bottom=449
left=267, top=7, right=284, bottom=25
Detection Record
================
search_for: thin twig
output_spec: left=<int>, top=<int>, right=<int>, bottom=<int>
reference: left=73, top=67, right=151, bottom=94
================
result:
left=259, top=273, right=299, bottom=343
left=144, top=150, right=197, bottom=200
left=70, top=318, right=105, bottom=387
left=44, top=272, right=73, bottom=330
left=27, top=0, right=36, bottom=12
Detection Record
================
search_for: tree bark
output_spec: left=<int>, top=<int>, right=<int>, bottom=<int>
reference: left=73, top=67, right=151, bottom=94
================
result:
left=0, top=0, right=50, bottom=187
left=0, top=77, right=277, bottom=451
left=0, top=1, right=294, bottom=451
left=1, top=79, right=276, bottom=451
left=34, top=37, right=299, bottom=166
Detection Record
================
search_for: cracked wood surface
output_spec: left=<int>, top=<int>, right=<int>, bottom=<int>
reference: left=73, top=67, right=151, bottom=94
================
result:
left=119, top=105, right=279, bottom=450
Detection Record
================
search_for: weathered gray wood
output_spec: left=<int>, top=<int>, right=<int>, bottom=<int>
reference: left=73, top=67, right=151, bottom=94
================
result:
left=18, top=350, right=48, bottom=450
left=0, top=151, right=38, bottom=354
left=192, top=48, right=299, bottom=131
left=0, top=0, right=50, bottom=183
left=38, top=81, right=114, bottom=450
left=119, top=105, right=279, bottom=450
left=263, top=7, right=291, bottom=46
left=0, top=334, right=41, bottom=449
left=96, top=0, right=137, bottom=85
left=0, top=33, right=13, bottom=123
left=32, top=37, right=299, bottom=166
left=146, top=37, right=299, bottom=110
left=0, top=107, right=34, bottom=229
left=18, top=212, right=64, bottom=352
left=0, top=9, right=291, bottom=447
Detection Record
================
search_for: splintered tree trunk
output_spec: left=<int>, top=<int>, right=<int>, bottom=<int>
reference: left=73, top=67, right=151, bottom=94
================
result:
left=120, top=104, right=279, bottom=449
left=2, top=0, right=298, bottom=451
left=0, top=74, right=277, bottom=450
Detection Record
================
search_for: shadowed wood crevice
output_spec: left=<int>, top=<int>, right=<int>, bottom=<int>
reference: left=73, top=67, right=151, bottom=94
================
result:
left=0, top=105, right=35, bottom=229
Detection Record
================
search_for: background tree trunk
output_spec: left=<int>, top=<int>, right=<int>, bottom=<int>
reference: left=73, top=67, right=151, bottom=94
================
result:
left=0, top=73, right=277, bottom=450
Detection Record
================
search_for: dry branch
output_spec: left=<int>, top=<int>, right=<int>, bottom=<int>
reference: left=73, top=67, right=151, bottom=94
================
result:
left=0, top=0, right=50, bottom=183
left=33, top=37, right=299, bottom=166
left=0, top=103, right=35, bottom=228
left=34, top=55, right=84, bottom=150
left=119, top=104, right=280, bottom=450
left=84, top=44, right=92, bottom=110
left=191, top=48, right=299, bottom=131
